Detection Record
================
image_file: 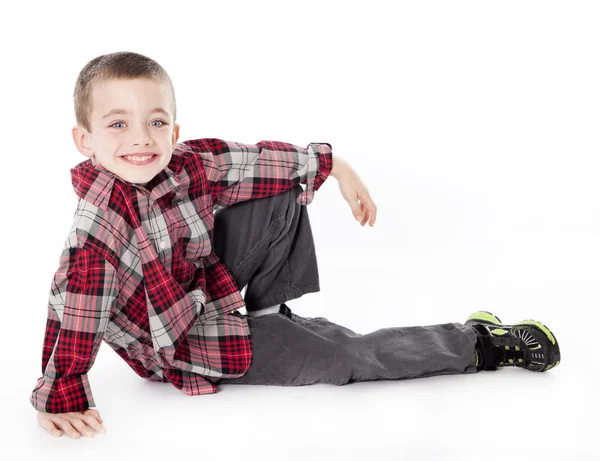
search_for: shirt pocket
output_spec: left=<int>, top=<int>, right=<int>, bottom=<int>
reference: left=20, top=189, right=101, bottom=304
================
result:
left=168, top=196, right=213, bottom=260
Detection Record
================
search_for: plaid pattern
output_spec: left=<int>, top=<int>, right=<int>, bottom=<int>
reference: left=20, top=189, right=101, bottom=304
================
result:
left=30, top=138, right=333, bottom=413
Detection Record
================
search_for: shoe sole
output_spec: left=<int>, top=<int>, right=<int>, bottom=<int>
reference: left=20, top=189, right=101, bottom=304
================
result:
left=513, top=319, right=561, bottom=371
left=465, top=311, right=561, bottom=372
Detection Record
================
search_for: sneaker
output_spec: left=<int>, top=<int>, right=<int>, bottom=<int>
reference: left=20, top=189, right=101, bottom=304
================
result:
left=465, top=311, right=561, bottom=372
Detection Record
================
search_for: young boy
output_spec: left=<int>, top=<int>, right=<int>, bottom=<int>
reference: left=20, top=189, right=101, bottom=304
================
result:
left=31, top=51, right=561, bottom=439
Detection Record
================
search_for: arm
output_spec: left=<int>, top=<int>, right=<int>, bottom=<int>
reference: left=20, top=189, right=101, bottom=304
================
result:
left=322, top=154, right=379, bottom=228
left=329, top=154, right=346, bottom=179
left=30, top=246, right=118, bottom=413
left=182, top=138, right=334, bottom=209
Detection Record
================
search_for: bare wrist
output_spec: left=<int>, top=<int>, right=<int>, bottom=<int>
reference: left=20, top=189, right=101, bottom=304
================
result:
left=331, top=155, right=346, bottom=179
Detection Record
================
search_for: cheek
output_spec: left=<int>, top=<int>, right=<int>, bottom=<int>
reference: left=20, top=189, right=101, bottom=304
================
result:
left=107, top=130, right=123, bottom=141
left=101, top=133, right=122, bottom=152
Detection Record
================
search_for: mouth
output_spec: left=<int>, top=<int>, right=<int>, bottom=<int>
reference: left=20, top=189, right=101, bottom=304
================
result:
left=120, top=154, right=159, bottom=166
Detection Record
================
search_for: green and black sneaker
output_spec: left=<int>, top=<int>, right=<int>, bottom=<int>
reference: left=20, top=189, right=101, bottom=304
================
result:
left=465, top=311, right=561, bottom=372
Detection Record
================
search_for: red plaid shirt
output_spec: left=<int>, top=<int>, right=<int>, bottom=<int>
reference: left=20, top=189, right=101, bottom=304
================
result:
left=30, top=138, right=333, bottom=413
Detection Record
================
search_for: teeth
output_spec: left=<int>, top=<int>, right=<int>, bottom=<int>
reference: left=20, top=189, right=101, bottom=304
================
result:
left=124, top=155, right=153, bottom=162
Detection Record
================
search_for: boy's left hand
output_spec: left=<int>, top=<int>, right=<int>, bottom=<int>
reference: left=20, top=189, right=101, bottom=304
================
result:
left=333, top=159, right=377, bottom=227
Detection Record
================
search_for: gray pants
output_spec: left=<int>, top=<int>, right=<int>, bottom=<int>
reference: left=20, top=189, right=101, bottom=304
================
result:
left=214, top=185, right=479, bottom=387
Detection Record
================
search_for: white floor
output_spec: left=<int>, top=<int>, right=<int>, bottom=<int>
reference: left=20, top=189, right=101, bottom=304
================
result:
left=11, top=286, right=597, bottom=461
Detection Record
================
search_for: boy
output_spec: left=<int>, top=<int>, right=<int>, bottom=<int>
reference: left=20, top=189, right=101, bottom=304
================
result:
left=31, top=51, right=561, bottom=439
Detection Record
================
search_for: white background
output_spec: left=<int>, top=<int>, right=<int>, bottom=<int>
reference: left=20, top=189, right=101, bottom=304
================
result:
left=1, top=0, right=598, bottom=460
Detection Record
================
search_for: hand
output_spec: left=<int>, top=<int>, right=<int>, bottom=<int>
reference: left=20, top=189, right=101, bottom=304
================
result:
left=37, top=408, right=106, bottom=438
left=333, top=158, right=377, bottom=227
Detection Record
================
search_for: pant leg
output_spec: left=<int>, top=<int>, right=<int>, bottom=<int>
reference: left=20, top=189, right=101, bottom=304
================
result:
left=213, top=183, right=479, bottom=385
left=212, top=184, right=320, bottom=312
left=219, top=312, right=479, bottom=386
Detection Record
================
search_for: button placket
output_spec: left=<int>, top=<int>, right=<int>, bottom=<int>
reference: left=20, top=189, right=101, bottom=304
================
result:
left=148, top=202, right=172, bottom=256
left=141, top=173, right=182, bottom=256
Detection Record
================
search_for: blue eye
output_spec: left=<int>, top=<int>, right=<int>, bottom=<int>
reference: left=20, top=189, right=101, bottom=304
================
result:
left=109, top=120, right=167, bottom=129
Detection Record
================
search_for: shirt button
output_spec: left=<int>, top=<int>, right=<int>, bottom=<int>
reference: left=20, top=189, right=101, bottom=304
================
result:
left=159, top=240, right=167, bottom=249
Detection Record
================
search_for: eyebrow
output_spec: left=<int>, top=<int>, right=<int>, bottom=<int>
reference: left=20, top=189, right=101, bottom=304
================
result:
left=102, top=107, right=170, bottom=119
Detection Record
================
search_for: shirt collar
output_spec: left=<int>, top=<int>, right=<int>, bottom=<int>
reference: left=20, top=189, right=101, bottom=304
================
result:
left=70, top=153, right=186, bottom=209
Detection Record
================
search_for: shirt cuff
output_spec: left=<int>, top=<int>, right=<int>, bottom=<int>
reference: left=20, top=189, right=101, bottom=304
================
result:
left=297, top=142, right=333, bottom=206
left=30, top=374, right=96, bottom=413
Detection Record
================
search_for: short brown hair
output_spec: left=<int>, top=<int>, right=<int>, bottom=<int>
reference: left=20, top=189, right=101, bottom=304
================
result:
left=73, top=51, right=177, bottom=133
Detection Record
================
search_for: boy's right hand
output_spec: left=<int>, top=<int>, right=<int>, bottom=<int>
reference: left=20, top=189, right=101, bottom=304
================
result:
left=37, top=408, right=106, bottom=438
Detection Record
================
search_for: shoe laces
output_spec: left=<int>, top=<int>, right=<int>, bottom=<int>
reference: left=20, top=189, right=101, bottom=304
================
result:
left=495, top=327, right=538, bottom=366
left=496, top=345, right=525, bottom=365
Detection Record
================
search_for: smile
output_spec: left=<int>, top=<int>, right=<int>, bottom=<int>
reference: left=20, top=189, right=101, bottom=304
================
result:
left=120, top=154, right=158, bottom=166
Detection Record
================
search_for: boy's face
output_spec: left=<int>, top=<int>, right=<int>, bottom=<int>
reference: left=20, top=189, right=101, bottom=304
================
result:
left=72, top=77, right=180, bottom=187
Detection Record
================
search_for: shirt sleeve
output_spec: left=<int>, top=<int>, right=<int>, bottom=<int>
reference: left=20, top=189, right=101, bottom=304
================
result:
left=30, top=245, right=118, bottom=413
left=182, top=138, right=334, bottom=210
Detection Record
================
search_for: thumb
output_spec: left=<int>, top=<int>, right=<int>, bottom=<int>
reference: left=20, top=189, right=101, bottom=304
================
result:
left=352, top=203, right=364, bottom=221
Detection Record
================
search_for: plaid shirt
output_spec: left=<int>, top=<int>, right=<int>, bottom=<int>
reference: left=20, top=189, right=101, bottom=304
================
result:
left=30, top=138, right=333, bottom=413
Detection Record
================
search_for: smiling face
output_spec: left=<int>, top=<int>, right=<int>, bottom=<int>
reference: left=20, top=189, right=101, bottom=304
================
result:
left=72, top=77, right=180, bottom=187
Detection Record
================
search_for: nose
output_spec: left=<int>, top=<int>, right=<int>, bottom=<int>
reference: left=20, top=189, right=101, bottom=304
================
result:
left=129, top=123, right=153, bottom=145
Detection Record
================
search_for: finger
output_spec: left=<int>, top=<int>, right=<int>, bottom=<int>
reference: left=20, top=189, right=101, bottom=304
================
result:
left=366, top=198, right=377, bottom=226
left=356, top=197, right=370, bottom=227
left=70, top=415, right=94, bottom=437
left=40, top=418, right=63, bottom=437
left=82, top=414, right=107, bottom=434
left=56, top=418, right=81, bottom=439
left=353, top=194, right=367, bottom=222
left=360, top=202, right=369, bottom=226
left=359, top=192, right=377, bottom=227
left=361, top=214, right=369, bottom=227
left=353, top=188, right=368, bottom=217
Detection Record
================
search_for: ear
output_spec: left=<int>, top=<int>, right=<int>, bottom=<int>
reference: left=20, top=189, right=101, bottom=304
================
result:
left=72, top=125, right=95, bottom=163
left=172, top=123, right=180, bottom=147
